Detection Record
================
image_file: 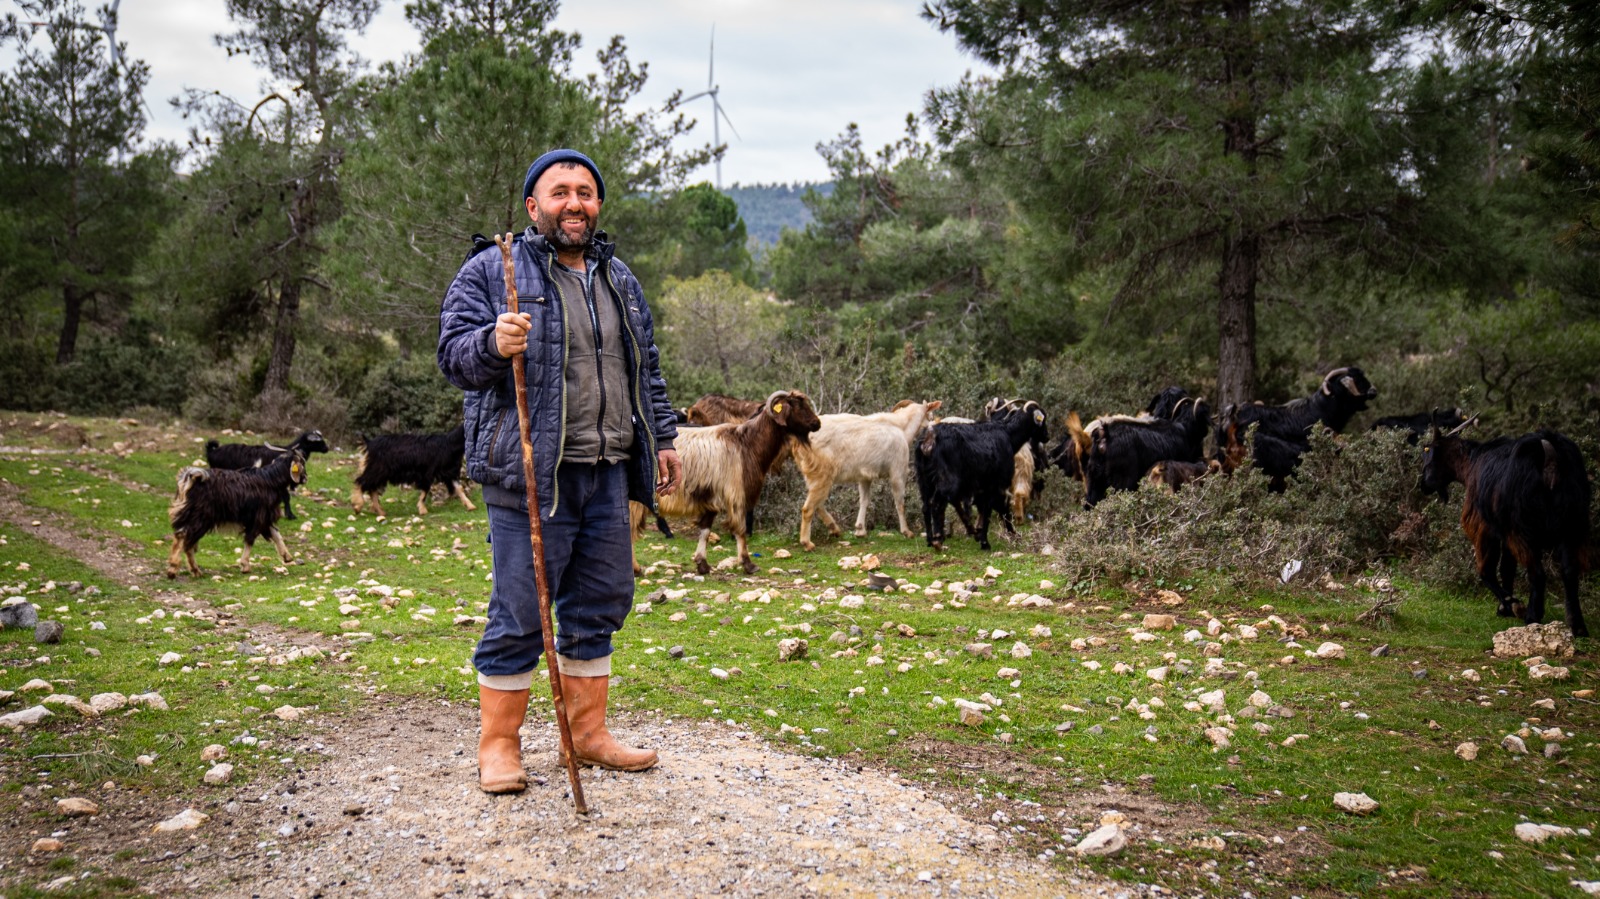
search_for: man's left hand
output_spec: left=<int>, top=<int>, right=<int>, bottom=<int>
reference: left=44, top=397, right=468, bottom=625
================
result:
left=656, top=448, right=681, bottom=496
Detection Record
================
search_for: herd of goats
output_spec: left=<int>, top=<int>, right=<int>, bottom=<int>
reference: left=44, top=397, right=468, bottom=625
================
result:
left=160, top=365, right=1594, bottom=639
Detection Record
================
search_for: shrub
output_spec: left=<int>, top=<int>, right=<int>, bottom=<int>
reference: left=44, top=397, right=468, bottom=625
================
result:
left=349, top=354, right=461, bottom=434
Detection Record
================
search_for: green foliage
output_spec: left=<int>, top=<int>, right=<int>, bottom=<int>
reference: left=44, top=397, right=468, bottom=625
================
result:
left=626, top=183, right=753, bottom=289
left=653, top=271, right=780, bottom=403
left=349, top=353, right=462, bottom=433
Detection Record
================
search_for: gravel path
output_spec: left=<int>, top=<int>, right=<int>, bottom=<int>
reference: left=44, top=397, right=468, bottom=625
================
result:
left=126, top=699, right=1109, bottom=898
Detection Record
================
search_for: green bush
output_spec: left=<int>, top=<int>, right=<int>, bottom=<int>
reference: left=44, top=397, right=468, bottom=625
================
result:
left=349, top=354, right=461, bottom=434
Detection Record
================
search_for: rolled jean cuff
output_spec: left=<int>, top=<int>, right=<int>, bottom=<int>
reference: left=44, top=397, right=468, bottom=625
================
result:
left=556, top=653, right=611, bottom=677
left=478, top=670, right=534, bottom=691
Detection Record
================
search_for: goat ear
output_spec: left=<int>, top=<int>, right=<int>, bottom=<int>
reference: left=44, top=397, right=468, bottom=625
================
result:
left=927, top=400, right=942, bottom=412
left=769, top=397, right=788, bottom=424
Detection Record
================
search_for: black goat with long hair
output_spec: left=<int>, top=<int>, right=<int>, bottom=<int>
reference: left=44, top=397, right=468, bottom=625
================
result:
left=352, top=424, right=475, bottom=517
left=916, top=402, right=1050, bottom=550
left=1421, top=417, right=1592, bottom=636
left=1083, top=397, right=1212, bottom=506
left=1219, top=366, right=1378, bottom=447
left=205, top=429, right=329, bottom=520
left=167, top=450, right=305, bottom=578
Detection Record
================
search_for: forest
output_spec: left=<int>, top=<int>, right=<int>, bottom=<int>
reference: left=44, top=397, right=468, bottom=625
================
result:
left=1, top=0, right=1596, bottom=449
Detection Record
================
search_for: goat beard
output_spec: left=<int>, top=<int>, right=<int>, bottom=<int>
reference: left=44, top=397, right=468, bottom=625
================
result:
left=533, top=205, right=596, bottom=253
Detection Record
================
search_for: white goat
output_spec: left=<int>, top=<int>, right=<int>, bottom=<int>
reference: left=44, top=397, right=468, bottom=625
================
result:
left=793, top=400, right=942, bottom=550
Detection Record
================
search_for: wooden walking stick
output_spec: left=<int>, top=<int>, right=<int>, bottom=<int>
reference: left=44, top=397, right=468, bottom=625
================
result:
left=493, top=232, right=588, bottom=815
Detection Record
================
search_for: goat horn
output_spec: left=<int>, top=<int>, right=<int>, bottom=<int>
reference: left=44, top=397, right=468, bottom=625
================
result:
left=1442, top=414, right=1479, bottom=438
left=264, top=442, right=288, bottom=452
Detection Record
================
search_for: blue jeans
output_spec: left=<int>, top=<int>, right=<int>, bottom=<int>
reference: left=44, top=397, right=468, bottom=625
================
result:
left=473, top=461, right=635, bottom=678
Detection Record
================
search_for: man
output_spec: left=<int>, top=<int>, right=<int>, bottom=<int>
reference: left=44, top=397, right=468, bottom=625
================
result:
left=437, top=149, right=682, bottom=793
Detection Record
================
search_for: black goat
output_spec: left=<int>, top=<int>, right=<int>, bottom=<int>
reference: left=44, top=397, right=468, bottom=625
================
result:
left=1421, top=419, right=1592, bottom=636
left=352, top=424, right=475, bottom=517
left=916, top=403, right=1050, bottom=550
left=1215, top=405, right=1312, bottom=493
left=167, top=450, right=305, bottom=578
left=205, top=429, right=329, bottom=520
left=1220, top=366, right=1378, bottom=447
left=1371, top=408, right=1466, bottom=446
left=1084, top=397, right=1212, bottom=506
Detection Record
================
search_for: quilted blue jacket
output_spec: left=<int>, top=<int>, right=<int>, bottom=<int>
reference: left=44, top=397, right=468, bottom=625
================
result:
left=436, top=227, right=678, bottom=517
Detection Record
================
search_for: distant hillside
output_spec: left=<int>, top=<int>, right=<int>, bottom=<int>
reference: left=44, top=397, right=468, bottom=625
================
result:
left=724, top=181, right=833, bottom=246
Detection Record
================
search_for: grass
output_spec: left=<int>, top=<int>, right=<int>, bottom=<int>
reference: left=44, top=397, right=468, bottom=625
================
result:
left=1, top=411, right=1598, bottom=897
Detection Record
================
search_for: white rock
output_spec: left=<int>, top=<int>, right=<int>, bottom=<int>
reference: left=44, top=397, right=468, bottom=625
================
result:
left=1198, top=689, right=1227, bottom=713
left=1072, top=824, right=1126, bottom=856
left=1333, top=792, right=1378, bottom=815
left=997, top=667, right=1020, bottom=679
left=1529, top=664, right=1571, bottom=681
left=777, top=638, right=809, bottom=662
left=1248, top=690, right=1273, bottom=708
left=710, top=668, right=729, bottom=680
left=1572, top=881, right=1600, bottom=895
left=158, top=651, right=182, bottom=666
left=57, top=797, right=99, bottom=817
left=1455, top=742, right=1479, bottom=761
left=1515, top=822, right=1575, bottom=844
left=272, top=705, right=303, bottom=721
left=203, top=763, right=234, bottom=784
left=1314, top=642, right=1345, bottom=660
left=201, top=744, right=227, bottom=762
left=1029, top=624, right=1053, bottom=638
left=1142, top=614, right=1176, bottom=631
left=838, top=594, right=865, bottom=609
left=1237, top=625, right=1259, bottom=639
left=18, top=678, right=53, bottom=693
left=1146, top=667, right=1168, bottom=682
left=1204, top=727, right=1232, bottom=749
left=90, top=693, right=128, bottom=714
left=152, top=809, right=209, bottom=833
left=1460, top=668, right=1481, bottom=683
left=1009, top=641, right=1032, bottom=660
left=0, top=705, right=53, bottom=730
left=41, top=694, right=97, bottom=717
left=1501, top=734, right=1528, bottom=754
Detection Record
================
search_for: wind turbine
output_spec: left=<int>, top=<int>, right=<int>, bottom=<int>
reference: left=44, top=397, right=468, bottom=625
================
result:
left=681, top=26, right=740, bottom=190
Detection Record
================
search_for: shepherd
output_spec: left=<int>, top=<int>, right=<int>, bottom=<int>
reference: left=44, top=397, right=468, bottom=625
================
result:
left=438, top=149, right=682, bottom=795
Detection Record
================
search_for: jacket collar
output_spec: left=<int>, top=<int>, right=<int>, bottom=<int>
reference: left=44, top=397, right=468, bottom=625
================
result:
left=521, top=227, right=616, bottom=267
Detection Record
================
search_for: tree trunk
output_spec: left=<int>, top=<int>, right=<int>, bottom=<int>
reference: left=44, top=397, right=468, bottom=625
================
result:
left=264, top=278, right=300, bottom=394
left=1217, top=231, right=1259, bottom=409
left=56, top=282, right=85, bottom=365
left=1217, top=0, right=1259, bottom=407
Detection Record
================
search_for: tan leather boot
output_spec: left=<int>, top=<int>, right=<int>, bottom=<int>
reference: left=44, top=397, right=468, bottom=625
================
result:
left=558, top=674, right=658, bottom=771
left=478, top=685, right=530, bottom=793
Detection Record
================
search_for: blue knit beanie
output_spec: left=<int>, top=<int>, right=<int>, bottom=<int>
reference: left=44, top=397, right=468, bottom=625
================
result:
left=522, top=149, right=606, bottom=202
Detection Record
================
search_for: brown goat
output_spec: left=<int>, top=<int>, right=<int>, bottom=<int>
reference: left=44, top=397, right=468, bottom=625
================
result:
left=652, top=390, right=821, bottom=574
left=684, top=393, right=763, bottom=426
left=1146, top=458, right=1222, bottom=492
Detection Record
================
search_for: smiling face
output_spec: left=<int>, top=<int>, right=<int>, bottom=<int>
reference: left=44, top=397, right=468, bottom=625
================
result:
left=526, top=162, right=602, bottom=257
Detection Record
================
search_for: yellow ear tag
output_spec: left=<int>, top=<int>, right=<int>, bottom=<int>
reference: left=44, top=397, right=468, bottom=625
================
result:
left=1034, top=410, right=1044, bottom=425
left=773, top=402, right=784, bottom=414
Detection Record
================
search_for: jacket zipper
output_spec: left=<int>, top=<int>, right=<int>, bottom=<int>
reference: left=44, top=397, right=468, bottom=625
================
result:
left=534, top=241, right=568, bottom=517
left=583, top=271, right=608, bottom=459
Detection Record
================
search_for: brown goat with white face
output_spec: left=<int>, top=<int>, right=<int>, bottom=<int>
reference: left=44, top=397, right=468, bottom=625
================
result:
left=652, top=390, right=821, bottom=574
left=167, top=450, right=306, bottom=578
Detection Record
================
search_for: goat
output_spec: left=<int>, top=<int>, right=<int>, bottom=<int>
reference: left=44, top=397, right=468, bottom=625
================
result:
left=684, top=393, right=762, bottom=426
left=1147, top=458, right=1222, bottom=492
left=1372, top=408, right=1467, bottom=446
left=652, top=390, right=822, bottom=575
left=1215, top=404, right=1312, bottom=493
left=205, top=429, right=329, bottom=520
left=916, top=402, right=1050, bottom=550
left=981, top=398, right=1049, bottom=525
left=351, top=424, right=474, bottom=517
left=793, top=400, right=942, bottom=549
left=1220, top=366, right=1378, bottom=447
left=1421, top=417, right=1592, bottom=636
left=1083, top=397, right=1212, bottom=506
left=167, top=450, right=305, bottom=578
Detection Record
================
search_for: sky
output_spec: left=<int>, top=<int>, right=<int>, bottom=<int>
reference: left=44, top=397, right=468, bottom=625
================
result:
left=13, top=0, right=991, bottom=187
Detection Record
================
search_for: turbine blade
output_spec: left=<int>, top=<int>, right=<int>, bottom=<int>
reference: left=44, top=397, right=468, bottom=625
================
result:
left=682, top=90, right=711, bottom=102
left=708, top=26, right=715, bottom=89
left=716, top=101, right=740, bottom=140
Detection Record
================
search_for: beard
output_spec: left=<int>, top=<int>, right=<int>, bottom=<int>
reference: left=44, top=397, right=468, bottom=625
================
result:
left=533, top=205, right=596, bottom=253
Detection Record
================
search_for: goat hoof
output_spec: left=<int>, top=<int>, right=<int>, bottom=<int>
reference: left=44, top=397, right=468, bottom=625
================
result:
left=695, top=561, right=711, bottom=576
